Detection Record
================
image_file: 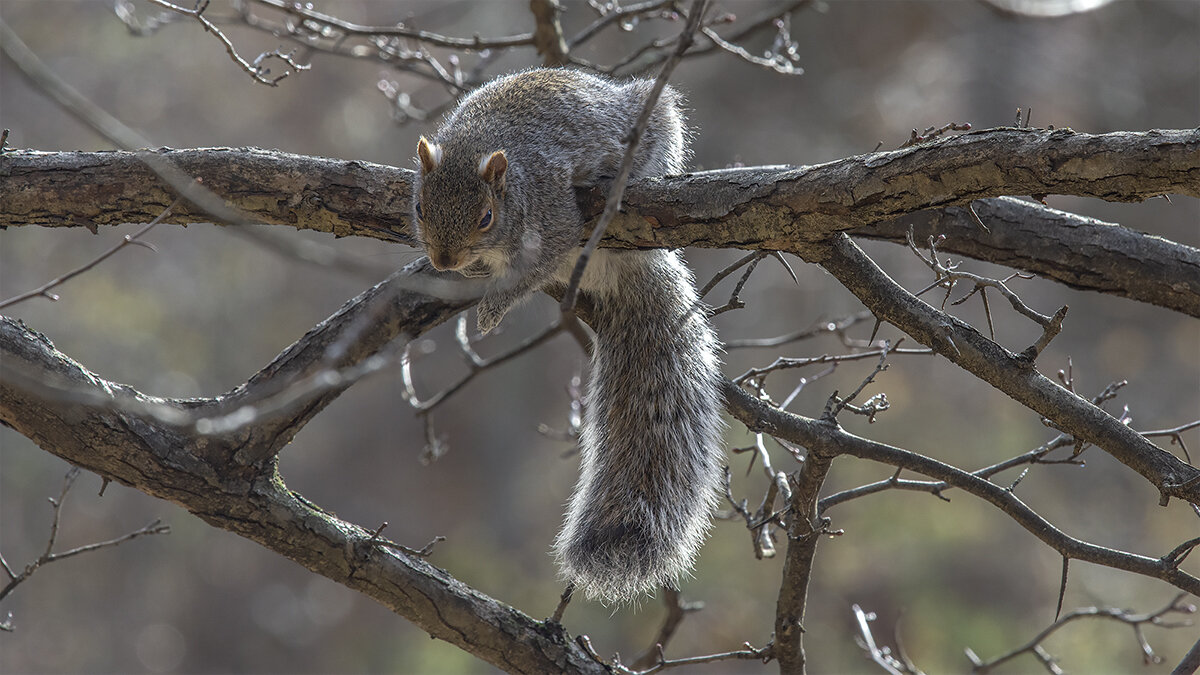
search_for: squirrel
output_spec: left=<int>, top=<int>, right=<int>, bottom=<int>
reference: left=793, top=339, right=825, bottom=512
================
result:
left=411, top=68, right=724, bottom=604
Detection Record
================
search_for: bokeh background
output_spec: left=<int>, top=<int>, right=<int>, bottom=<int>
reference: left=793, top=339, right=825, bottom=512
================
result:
left=1, top=1, right=1197, bottom=673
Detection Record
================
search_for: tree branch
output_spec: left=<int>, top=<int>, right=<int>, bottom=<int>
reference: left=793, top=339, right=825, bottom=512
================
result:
left=3, top=127, right=1197, bottom=314
left=856, top=196, right=1200, bottom=318
left=721, top=381, right=1200, bottom=595
left=814, top=234, right=1200, bottom=505
left=0, top=297, right=603, bottom=674
left=2, top=248, right=1196, bottom=671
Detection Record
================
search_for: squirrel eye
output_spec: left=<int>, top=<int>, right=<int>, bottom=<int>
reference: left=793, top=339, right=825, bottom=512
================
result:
left=478, top=209, right=493, bottom=232
left=414, top=202, right=423, bottom=219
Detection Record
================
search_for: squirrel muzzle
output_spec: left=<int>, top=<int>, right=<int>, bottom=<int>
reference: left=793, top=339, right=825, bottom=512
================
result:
left=428, top=248, right=468, bottom=272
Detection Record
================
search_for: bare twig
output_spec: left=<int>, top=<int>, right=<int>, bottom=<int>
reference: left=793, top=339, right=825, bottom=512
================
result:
left=549, top=582, right=575, bottom=624
left=559, top=0, right=709, bottom=315
left=818, top=376, right=1133, bottom=511
left=697, top=251, right=763, bottom=299
left=1140, top=420, right=1199, bottom=463
left=853, top=604, right=926, bottom=675
left=569, top=0, right=676, bottom=48
left=629, top=588, right=705, bottom=670
left=608, top=0, right=812, bottom=76
left=707, top=251, right=768, bottom=317
left=699, top=20, right=803, bottom=75
left=907, top=228, right=1068, bottom=358
left=734, top=344, right=930, bottom=390
left=0, top=469, right=170, bottom=606
left=724, top=311, right=876, bottom=350
left=822, top=340, right=898, bottom=422
left=611, top=638, right=773, bottom=674
left=144, top=0, right=310, bottom=85
left=898, top=122, right=973, bottom=149
left=249, top=0, right=534, bottom=50
left=0, top=195, right=180, bottom=309
left=967, top=593, right=1196, bottom=673
left=400, top=318, right=569, bottom=414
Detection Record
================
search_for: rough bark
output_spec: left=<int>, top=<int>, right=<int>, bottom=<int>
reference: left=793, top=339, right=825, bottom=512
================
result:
left=0, top=266, right=606, bottom=675
left=2, top=127, right=1197, bottom=314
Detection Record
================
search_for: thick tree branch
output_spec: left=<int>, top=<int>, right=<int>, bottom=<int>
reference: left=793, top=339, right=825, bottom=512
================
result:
left=0, top=270, right=601, bottom=675
left=857, top=196, right=1200, bottom=318
left=721, top=382, right=1200, bottom=595
left=2, top=252, right=1196, bottom=672
left=815, top=234, right=1200, bottom=505
left=3, top=127, right=1196, bottom=314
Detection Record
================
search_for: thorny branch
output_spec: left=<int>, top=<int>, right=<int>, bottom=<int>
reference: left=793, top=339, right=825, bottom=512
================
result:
left=723, top=381, right=1200, bottom=596
left=0, top=468, right=171, bottom=627
left=907, top=227, right=1068, bottom=357
left=966, top=593, right=1197, bottom=673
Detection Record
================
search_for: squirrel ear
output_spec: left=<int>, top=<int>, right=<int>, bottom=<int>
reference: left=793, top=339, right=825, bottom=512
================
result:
left=478, top=150, right=507, bottom=188
left=417, top=136, right=441, bottom=174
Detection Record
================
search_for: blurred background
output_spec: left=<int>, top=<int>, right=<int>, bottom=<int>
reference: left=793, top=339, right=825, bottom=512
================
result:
left=1, top=1, right=1197, bottom=673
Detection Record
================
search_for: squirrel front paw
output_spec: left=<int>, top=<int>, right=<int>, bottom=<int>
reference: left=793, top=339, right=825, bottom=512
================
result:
left=476, top=295, right=510, bottom=334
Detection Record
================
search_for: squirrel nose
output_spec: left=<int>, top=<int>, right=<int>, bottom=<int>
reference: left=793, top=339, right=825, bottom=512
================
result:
left=429, top=249, right=461, bottom=271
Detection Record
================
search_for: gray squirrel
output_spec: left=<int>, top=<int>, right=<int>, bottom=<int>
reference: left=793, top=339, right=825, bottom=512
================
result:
left=411, top=68, right=724, bottom=604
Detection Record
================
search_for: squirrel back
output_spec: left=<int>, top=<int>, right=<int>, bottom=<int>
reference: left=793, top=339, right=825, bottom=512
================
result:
left=412, top=68, right=723, bottom=603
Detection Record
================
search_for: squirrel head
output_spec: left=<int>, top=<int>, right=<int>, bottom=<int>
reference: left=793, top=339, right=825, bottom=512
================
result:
left=413, top=136, right=508, bottom=272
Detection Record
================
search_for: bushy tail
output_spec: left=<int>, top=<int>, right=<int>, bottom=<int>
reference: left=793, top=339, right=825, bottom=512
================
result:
left=553, top=249, right=724, bottom=604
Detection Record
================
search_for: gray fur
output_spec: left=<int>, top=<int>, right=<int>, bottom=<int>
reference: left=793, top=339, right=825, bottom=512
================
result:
left=413, top=68, right=724, bottom=603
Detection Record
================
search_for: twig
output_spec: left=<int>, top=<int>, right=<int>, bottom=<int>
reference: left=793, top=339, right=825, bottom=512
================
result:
left=853, top=604, right=926, bottom=675
left=734, top=344, right=930, bottom=390
left=144, top=0, right=310, bottom=85
left=612, top=638, right=773, bottom=674
left=0, top=196, right=180, bottom=309
left=559, top=0, right=709, bottom=315
left=819, top=431, right=1087, bottom=513
left=569, top=0, right=675, bottom=48
left=0, top=469, right=170, bottom=605
left=549, top=582, right=575, bottom=624
left=707, top=251, right=768, bottom=317
left=823, top=341, right=898, bottom=421
left=401, top=318, right=568, bottom=414
left=724, top=311, right=875, bottom=350
left=375, top=535, right=446, bottom=558
left=629, top=588, right=704, bottom=670
left=699, top=22, right=802, bottom=75
left=967, top=593, right=1196, bottom=672
left=609, top=0, right=812, bottom=76
left=697, top=251, right=762, bottom=299
left=1140, top=420, right=1199, bottom=463
left=897, top=122, right=973, bottom=149
left=250, top=0, right=534, bottom=50
left=907, top=228, right=1067, bottom=358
